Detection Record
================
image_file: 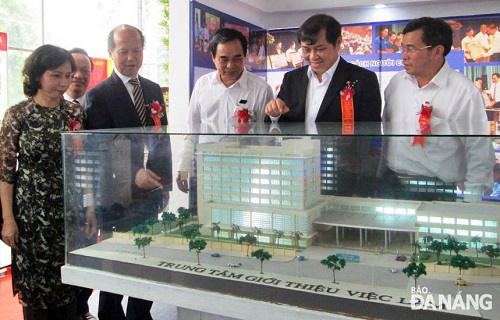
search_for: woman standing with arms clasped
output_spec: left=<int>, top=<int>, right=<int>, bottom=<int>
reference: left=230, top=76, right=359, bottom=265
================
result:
left=0, top=44, right=85, bottom=320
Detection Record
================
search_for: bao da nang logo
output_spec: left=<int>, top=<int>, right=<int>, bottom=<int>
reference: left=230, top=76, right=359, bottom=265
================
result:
left=410, top=286, right=493, bottom=311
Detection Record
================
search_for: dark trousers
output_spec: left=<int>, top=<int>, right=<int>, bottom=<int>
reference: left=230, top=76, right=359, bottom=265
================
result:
left=76, top=287, right=93, bottom=315
left=23, top=301, right=77, bottom=320
left=98, top=291, right=153, bottom=320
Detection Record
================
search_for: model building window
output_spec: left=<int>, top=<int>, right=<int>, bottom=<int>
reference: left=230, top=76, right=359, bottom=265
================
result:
left=485, top=221, right=497, bottom=227
left=457, top=229, right=469, bottom=236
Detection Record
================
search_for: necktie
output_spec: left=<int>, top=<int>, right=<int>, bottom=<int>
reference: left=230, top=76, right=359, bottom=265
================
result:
left=128, top=78, right=146, bottom=126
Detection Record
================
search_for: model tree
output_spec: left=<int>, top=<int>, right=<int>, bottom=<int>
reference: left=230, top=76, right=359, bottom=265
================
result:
left=253, top=227, right=263, bottom=246
left=177, top=219, right=185, bottom=234
left=428, top=239, right=445, bottom=264
left=470, top=235, right=482, bottom=257
left=450, top=254, right=476, bottom=278
left=402, top=262, right=427, bottom=289
left=239, top=233, right=257, bottom=257
left=445, top=234, right=468, bottom=256
left=188, top=206, right=198, bottom=221
left=274, top=229, right=285, bottom=248
left=251, top=248, right=272, bottom=274
left=290, top=231, right=303, bottom=249
left=212, top=222, right=221, bottom=241
left=480, top=244, right=500, bottom=267
left=132, top=224, right=153, bottom=258
left=183, top=227, right=201, bottom=240
left=161, top=211, right=176, bottom=233
left=409, top=240, right=421, bottom=262
left=320, top=254, right=346, bottom=283
left=145, top=217, right=159, bottom=235
left=423, top=235, right=434, bottom=252
left=189, top=238, right=207, bottom=265
left=231, top=224, right=241, bottom=242
left=178, top=206, right=191, bottom=224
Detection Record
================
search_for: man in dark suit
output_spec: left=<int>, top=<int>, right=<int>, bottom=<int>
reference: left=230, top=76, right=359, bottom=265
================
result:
left=265, top=14, right=382, bottom=122
left=85, top=24, right=172, bottom=320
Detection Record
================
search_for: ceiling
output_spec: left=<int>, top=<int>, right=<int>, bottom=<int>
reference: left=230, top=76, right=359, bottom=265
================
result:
left=234, top=0, right=472, bottom=12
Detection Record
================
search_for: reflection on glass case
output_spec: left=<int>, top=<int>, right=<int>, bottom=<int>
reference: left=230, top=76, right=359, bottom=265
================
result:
left=62, top=123, right=500, bottom=320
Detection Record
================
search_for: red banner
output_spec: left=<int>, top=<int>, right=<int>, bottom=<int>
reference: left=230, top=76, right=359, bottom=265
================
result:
left=88, top=57, right=110, bottom=90
left=0, top=33, right=7, bottom=51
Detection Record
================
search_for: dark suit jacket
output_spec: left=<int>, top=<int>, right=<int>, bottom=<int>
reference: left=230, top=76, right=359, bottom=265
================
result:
left=276, top=57, right=382, bottom=122
left=85, top=72, right=172, bottom=209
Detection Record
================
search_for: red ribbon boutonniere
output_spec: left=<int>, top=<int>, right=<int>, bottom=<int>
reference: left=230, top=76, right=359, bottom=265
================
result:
left=67, top=114, right=83, bottom=131
left=340, top=80, right=357, bottom=135
left=412, top=101, right=433, bottom=147
left=149, top=101, right=164, bottom=127
left=66, top=115, right=83, bottom=152
left=233, top=107, right=254, bottom=123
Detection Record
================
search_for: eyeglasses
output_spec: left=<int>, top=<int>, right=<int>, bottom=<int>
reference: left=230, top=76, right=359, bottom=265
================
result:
left=400, top=45, right=433, bottom=55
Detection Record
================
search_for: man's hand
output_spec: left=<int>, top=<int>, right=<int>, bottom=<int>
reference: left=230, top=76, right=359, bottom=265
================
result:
left=134, top=168, right=163, bottom=190
left=265, top=98, right=290, bottom=118
left=176, top=171, right=189, bottom=193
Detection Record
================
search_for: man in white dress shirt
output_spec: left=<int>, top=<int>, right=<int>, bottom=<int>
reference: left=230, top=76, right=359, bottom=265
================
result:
left=487, top=73, right=500, bottom=108
left=177, top=28, right=273, bottom=193
left=383, top=17, right=495, bottom=202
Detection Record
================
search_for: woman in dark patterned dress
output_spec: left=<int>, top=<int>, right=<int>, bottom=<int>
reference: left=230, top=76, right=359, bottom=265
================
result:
left=0, top=45, right=85, bottom=320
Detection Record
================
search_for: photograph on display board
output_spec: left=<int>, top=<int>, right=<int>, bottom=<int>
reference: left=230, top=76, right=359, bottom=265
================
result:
left=341, top=25, right=373, bottom=55
left=247, top=30, right=267, bottom=70
left=373, top=23, right=407, bottom=54
left=453, top=16, right=500, bottom=63
left=267, top=30, right=304, bottom=69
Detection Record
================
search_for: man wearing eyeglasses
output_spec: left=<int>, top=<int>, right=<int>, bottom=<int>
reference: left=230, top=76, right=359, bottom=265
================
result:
left=382, top=17, right=495, bottom=203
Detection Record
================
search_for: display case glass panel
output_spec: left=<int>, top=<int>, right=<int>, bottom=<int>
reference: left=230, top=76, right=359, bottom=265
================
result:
left=62, top=122, right=500, bottom=319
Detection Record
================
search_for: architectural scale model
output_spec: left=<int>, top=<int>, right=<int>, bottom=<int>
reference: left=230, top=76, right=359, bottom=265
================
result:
left=195, top=138, right=500, bottom=249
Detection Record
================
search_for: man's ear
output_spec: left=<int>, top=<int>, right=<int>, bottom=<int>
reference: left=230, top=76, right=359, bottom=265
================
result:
left=108, top=50, right=113, bottom=59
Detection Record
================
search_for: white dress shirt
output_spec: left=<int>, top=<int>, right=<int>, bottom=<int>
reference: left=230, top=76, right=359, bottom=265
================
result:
left=305, top=58, right=339, bottom=123
left=179, top=68, right=273, bottom=173
left=383, top=61, right=495, bottom=197
left=64, top=92, right=86, bottom=107
left=188, top=68, right=273, bottom=125
left=474, top=32, right=490, bottom=50
left=484, top=31, right=500, bottom=58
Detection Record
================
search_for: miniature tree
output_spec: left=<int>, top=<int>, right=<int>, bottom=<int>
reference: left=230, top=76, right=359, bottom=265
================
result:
left=177, top=206, right=191, bottom=223
left=253, top=227, right=262, bottom=246
left=177, top=220, right=185, bottom=234
left=445, top=234, right=468, bottom=256
left=188, top=206, right=198, bottom=221
left=428, top=239, right=445, bottom=264
left=274, top=229, right=285, bottom=248
left=183, top=227, right=201, bottom=240
left=145, top=217, right=159, bottom=235
left=212, top=222, right=221, bottom=241
left=450, top=254, right=476, bottom=278
left=470, top=235, right=482, bottom=257
left=161, top=211, right=176, bottom=233
left=132, top=224, right=153, bottom=258
left=423, top=235, right=434, bottom=252
left=189, top=238, right=207, bottom=265
left=231, top=224, right=241, bottom=242
left=239, top=233, right=257, bottom=257
left=402, top=262, right=427, bottom=289
left=251, top=248, right=272, bottom=274
left=480, top=244, right=500, bottom=267
left=320, top=254, right=346, bottom=283
left=290, top=231, right=303, bottom=249
left=409, top=240, right=421, bottom=262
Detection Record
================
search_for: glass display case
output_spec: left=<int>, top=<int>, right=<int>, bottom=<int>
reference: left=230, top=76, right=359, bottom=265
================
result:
left=62, top=122, right=500, bottom=320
